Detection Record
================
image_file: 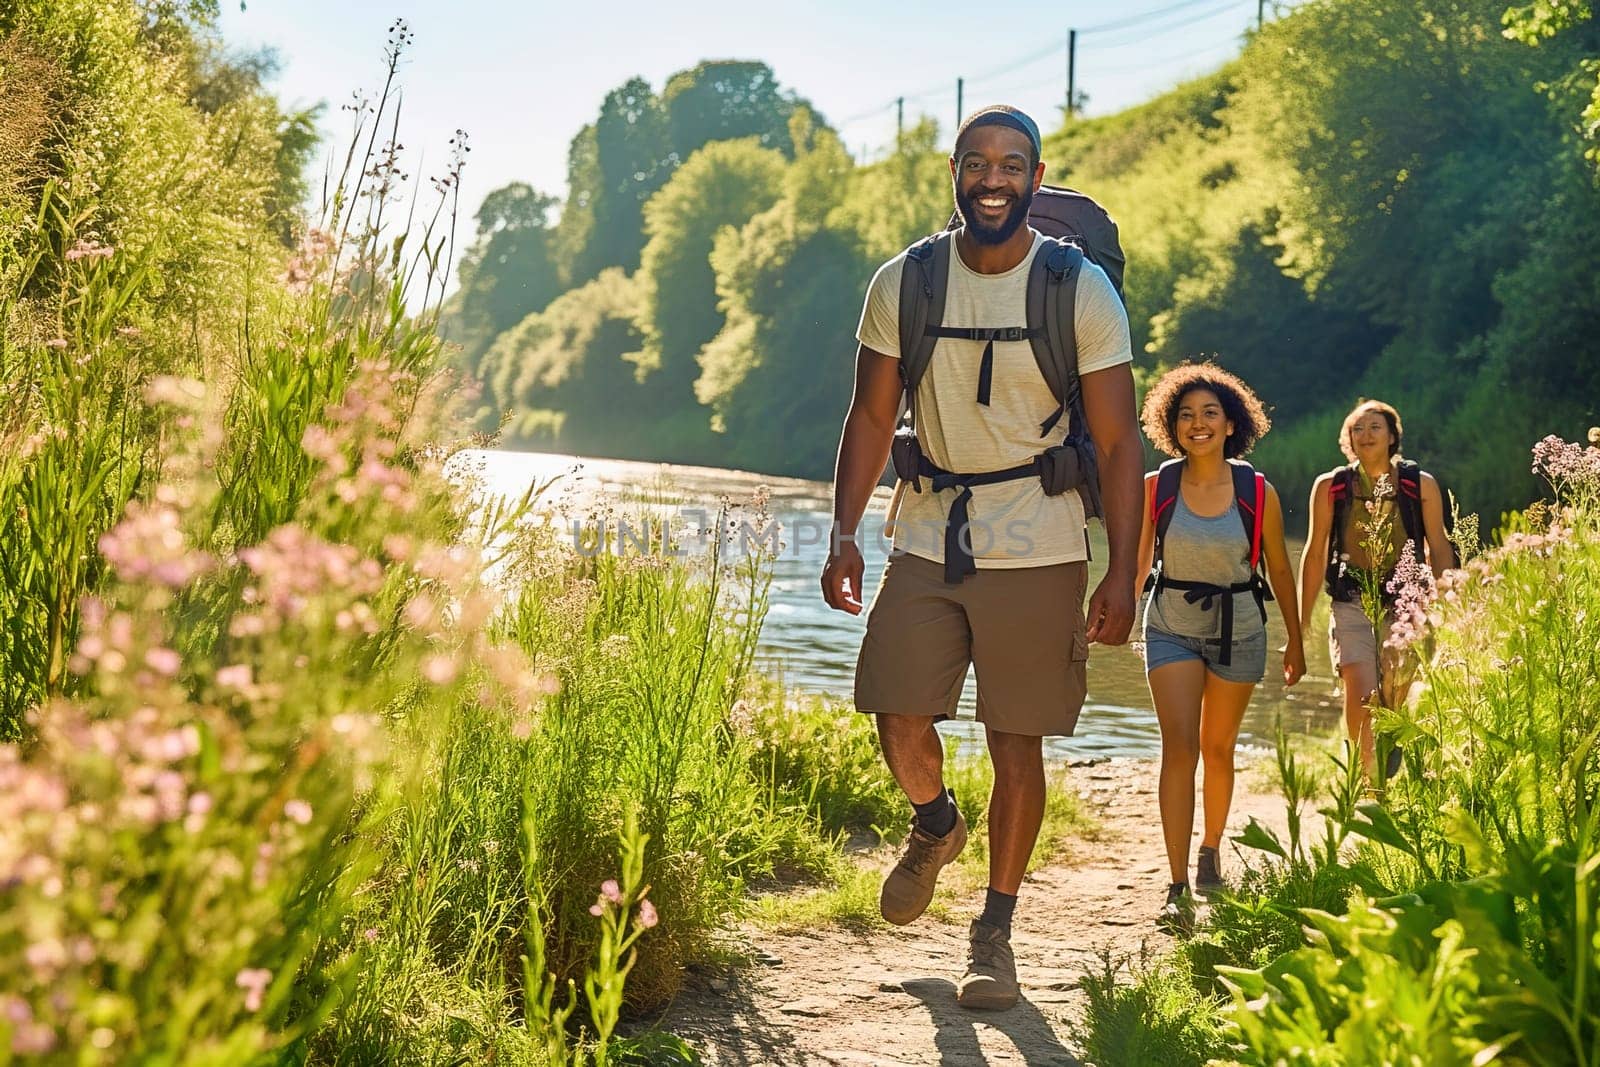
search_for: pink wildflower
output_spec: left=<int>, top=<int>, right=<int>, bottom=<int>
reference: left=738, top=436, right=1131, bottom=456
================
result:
left=283, top=799, right=313, bottom=826
left=216, top=664, right=253, bottom=690
left=1384, top=541, right=1437, bottom=652
left=600, top=879, right=623, bottom=904
left=637, top=898, right=659, bottom=930
left=144, top=647, right=181, bottom=677
left=589, top=903, right=604, bottom=917
left=1532, top=434, right=1600, bottom=489
left=145, top=376, right=205, bottom=409
left=65, top=239, right=115, bottom=262
left=236, top=968, right=272, bottom=1012
left=421, top=654, right=458, bottom=685
left=44, top=338, right=67, bottom=349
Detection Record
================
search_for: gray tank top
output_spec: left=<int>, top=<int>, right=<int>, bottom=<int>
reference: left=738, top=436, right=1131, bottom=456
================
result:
left=1143, top=492, right=1265, bottom=640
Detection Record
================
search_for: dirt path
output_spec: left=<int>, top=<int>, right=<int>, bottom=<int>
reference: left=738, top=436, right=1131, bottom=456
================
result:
left=657, top=756, right=1292, bottom=1066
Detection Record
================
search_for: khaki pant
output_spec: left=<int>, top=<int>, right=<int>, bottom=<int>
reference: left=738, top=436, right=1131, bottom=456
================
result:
left=854, top=553, right=1090, bottom=737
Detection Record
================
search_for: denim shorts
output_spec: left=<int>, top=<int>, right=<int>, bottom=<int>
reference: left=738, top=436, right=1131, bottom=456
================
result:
left=1143, top=625, right=1267, bottom=684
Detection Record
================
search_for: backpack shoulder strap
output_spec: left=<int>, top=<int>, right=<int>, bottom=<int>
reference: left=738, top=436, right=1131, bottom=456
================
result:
left=897, top=233, right=952, bottom=423
left=1025, top=238, right=1084, bottom=437
left=1150, top=458, right=1185, bottom=562
left=1395, top=459, right=1426, bottom=547
left=1230, top=461, right=1266, bottom=571
left=1326, top=466, right=1355, bottom=571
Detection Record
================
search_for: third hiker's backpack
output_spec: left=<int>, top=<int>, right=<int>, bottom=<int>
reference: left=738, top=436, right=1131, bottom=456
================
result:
left=894, top=186, right=1126, bottom=520
left=1324, top=460, right=1428, bottom=600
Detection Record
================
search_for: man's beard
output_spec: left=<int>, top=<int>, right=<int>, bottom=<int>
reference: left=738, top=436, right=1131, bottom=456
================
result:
left=953, top=183, right=1034, bottom=245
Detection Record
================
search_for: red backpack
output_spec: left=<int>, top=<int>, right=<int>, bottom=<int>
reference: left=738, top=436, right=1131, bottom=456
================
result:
left=1143, top=458, right=1273, bottom=666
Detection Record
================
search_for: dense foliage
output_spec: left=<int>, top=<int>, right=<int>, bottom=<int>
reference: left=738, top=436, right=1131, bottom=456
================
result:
left=455, top=0, right=1600, bottom=525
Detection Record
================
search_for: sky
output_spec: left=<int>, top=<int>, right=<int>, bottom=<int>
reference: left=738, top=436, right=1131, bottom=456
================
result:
left=218, top=0, right=1277, bottom=279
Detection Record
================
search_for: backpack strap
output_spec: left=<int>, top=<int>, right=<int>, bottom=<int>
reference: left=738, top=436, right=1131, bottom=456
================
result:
left=1395, top=459, right=1426, bottom=551
left=1230, top=461, right=1266, bottom=571
left=1026, top=238, right=1104, bottom=521
left=1324, top=466, right=1357, bottom=600
left=896, top=233, right=952, bottom=428
left=1143, top=458, right=1185, bottom=592
left=1025, top=239, right=1084, bottom=436
left=1232, top=461, right=1274, bottom=620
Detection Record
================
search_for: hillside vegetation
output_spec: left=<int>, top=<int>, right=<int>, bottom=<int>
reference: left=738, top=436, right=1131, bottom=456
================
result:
left=454, top=0, right=1600, bottom=524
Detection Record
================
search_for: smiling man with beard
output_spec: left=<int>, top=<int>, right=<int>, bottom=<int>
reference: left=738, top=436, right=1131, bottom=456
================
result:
left=820, top=106, right=1141, bottom=1010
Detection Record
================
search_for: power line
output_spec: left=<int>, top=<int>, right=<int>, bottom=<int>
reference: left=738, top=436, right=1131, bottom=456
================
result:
left=1081, top=33, right=1255, bottom=74
left=829, top=0, right=1277, bottom=142
left=1079, top=0, right=1239, bottom=35
left=1087, top=0, right=1253, bottom=49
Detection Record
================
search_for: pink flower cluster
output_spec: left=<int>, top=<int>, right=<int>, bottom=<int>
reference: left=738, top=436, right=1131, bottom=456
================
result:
left=1384, top=541, right=1437, bottom=652
left=587, top=877, right=659, bottom=931
left=97, top=504, right=215, bottom=589
left=280, top=228, right=334, bottom=295
left=1532, top=434, right=1600, bottom=490
left=238, top=525, right=384, bottom=624
left=65, top=239, right=115, bottom=263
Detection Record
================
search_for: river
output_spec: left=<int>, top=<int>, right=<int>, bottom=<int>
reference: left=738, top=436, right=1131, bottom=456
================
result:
left=462, top=449, right=1344, bottom=759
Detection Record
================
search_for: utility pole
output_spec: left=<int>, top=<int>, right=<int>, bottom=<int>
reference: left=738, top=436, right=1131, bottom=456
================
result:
left=1067, top=30, right=1078, bottom=118
left=957, top=77, right=965, bottom=130
left=896, top=96, right=904, bottom=150
left=1258, top=0, right=1265, bottom=30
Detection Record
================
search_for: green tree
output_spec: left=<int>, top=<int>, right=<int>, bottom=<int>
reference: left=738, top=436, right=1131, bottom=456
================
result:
left=698, top=119, right=868, bottom=475
left=556, top=77, right=670, bottom=285
left=633, top=138, right=787, bottom=452
left=661, top=60, right=804, bottom=161
left=447, top=182, right=562, bottom=377
left=481, top=267, right=657, bottom=456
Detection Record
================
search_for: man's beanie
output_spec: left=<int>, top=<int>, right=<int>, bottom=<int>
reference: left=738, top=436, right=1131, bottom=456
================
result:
left=954, top=105, right=1043, bottom=160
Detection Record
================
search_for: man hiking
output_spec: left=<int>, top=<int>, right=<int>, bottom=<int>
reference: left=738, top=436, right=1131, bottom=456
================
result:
left=1298, top=399, right=1455, bottom=784
left=819, top=105, right=1141, bottom=1010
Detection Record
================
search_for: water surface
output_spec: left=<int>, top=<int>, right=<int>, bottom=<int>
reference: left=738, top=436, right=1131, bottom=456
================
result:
left=463, top=449, right=1343, bottom=758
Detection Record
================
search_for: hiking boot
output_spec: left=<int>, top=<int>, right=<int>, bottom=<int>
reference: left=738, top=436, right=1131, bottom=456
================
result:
left=1195, top=846, right=1223, bottom=894
left=879, top=808, right=967, bottom=926
left=957, top=919, right=1019, bottom=1011
left=1384, top=743, right=1404, bottom=782
left=1158, top=883, right=1194, bottom=936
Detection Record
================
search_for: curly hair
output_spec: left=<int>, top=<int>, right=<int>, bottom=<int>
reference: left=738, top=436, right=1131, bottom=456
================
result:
left=1338, top=398, right=1403, bottom=462
left=1140, top=361, right=1272, bottom=459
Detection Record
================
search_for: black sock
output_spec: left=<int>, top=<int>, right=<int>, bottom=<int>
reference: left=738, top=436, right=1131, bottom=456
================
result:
left=979, top=888, right=1017, bottom=934
left=912, top=788, right=956, bottom=838
left=1167, top=882, right=1189, bottom=901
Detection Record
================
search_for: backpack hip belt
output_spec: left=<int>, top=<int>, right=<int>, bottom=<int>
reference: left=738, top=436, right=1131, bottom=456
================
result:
left=1144, top=458, right=1275, bottom=665
left=1146, top=573, right=1269, bottom=667
left=910, top=451, right=1048, bottom=585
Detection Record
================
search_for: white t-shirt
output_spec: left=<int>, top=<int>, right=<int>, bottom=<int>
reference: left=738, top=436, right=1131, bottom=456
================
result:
left=856, top=231, right=1132, bottom=567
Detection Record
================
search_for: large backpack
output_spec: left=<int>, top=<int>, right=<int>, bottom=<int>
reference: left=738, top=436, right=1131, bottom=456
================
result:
left=1325, top=460, right=1428, bottom=600
left=897, top=186, right=1126, bottom=521
left=1144, top=458, right=1273, bottom=666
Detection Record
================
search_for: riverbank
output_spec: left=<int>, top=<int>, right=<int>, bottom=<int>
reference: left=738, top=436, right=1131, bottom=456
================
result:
left=655, top=755, right=1295, bottom=1065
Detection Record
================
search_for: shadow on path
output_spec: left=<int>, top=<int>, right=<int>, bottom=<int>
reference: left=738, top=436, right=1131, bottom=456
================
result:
left=902, top=979, right=1082, bottom=1066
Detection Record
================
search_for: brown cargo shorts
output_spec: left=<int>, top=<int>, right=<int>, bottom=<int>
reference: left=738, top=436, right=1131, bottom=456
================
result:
left=854, top=553, right=1091, bottom=737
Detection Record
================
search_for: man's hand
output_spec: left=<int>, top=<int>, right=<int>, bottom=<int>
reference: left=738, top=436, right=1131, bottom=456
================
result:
left=1084, top=570, right=1135, bottom=645
left=821, top=542, right=866, bottom=615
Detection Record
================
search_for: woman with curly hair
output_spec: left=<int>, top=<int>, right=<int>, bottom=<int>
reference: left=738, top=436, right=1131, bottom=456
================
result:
left=1134, top=362, right=1305, bottom=930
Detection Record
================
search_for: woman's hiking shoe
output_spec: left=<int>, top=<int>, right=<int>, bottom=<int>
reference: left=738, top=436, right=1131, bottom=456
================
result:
left=1195, top=846, right=1223, bottom=894
left=1384, top=743, right=1405, bottom=782
left=1158, top=883, right=1194, bottom=936
left=956, top=919, right=1019, bottom=1011
left=879, top=809, right=967, bottom=926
